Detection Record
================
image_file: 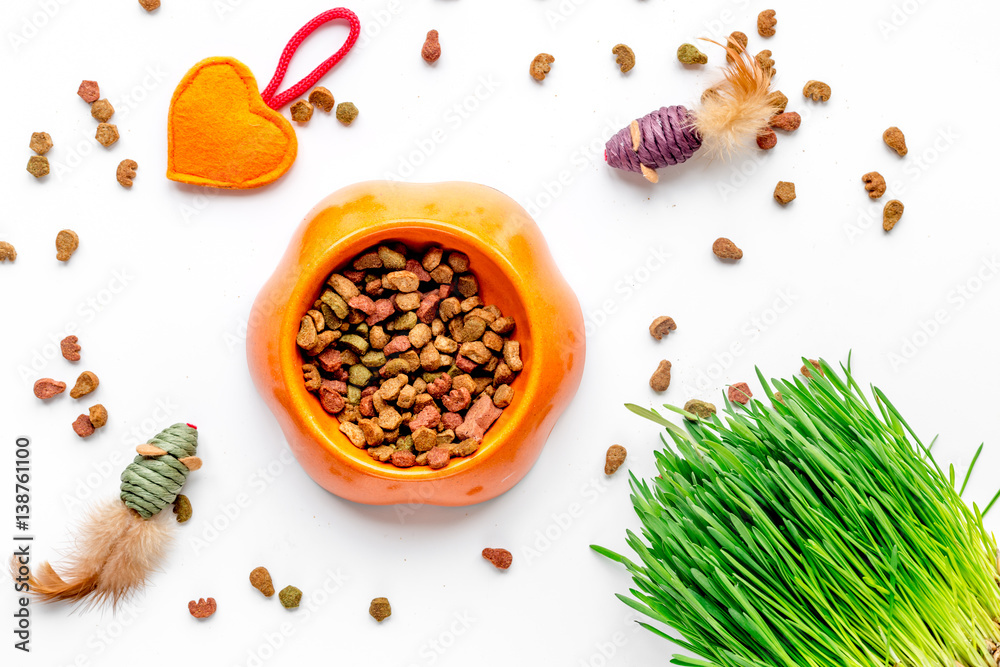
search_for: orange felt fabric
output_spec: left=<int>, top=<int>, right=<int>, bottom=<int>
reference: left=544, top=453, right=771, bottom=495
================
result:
left=167, top=57, right=297, bottom=190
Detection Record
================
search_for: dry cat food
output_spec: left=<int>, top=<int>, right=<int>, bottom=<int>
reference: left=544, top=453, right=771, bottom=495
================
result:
left=756, top=128, right=777, bottom=150
left=250, top=566, right=275, bottom=597
left=336, top=102, right=358, bottom=125
left=757, top=9, right=777, bottom=37
left=77, top=80, right=100, bottom=103
left=291, top=100, right=313, bottom=123
left=728, top=382, right=752, bottom=405
left=883, top=126, right=907, bottom=156
left=800, top=359, right=823, bottom=379
left=279, top=585, right=302, bottom=609
left=604, top=444, right=627, bottom=475
left=649, top=360, right=671, bottom=392
left=482, top=547, right=513, bottom=570
left=769, top=112, right=801, bottom=132
left=0, top=242, right=16, bottom=262
left=883, top=199, right=904, bottom=232
left=188, top=597, right=217, bottom=619
left=309, top=86, right=335, bottom=112
left=677, top=43, right=707, bottom=65
left=803, top=80, right=831, bottom=102
left=422, top=29, right=441, bottom=63
left=61, top=335, right=81, bottom=361
left=298, top=243, right=522, bottom=469
left=726, top=31, right=748, bottom=61
left=612, top=44, right=635, bottom=73
left=755, top=50, right=775, bottom=78
left=683, top=399, right=716, bottom=420
left=139, top=0, right=161, bottom=11
left=530, top=53, right=555, bottom=81
left=91, top=99, right=115, bottom=123
left=117, top=159, right=138, bottom=188
left=648, top=316, right=676, bottom=340
left=96, top=123, right=119, bottom=148
left=72, top=414, right=95, bottom=438
left=70, top=370, right=99, bottom=398
left=173, top=494, right=192, bottom=523
left=712, top=237, right=743, bottom=260
left=34, top=378, right=66, bottom=399
left=862, top=171, right=886, bottom=199
left=30, top=132, right=53, bottom=155
left=89, top=403, right=108, bottom=428
left=768, top=90, right=788, bottom=113
left=369, top=597, right=392, bottom=622
left=27, top=156, right=49, bottom=178
left=773, top=181, right=796, bottom=205
left=56, top=229, right=79, bottom=262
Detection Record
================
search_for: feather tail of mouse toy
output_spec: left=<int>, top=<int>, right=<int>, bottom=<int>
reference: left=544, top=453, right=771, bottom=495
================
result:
left=13, top=423, right=200, bottom=610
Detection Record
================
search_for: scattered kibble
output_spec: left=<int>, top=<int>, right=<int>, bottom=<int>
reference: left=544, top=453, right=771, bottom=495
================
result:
left=91, top=99, right=114, bottom=123
left=249, top=567, right=275, bottom=597
left=56, top=229, right=79, bottom=262
left=756, top=128, right=777, bottom=150
left=862, top=172, right=886, bottom=199
left=369, top=597, right=392, bottom=622
left=336, top=102, right=358, bottom=125
left=683, top=399, right=717, bottom=421
left=769, top=112, right=801, bottom=132
left=96, top=123, right=119, bottom=147
left=803, top=80, right=831, bottom=102
left=728, top=382, right=752, bottom=405
left=612, top=44, right=635, bottom=73
left=712, top=237, right=743, bottom=260
left=173, top=494, right=192, bottom=523
left=27, top=156, right=49, bottom=178
left=77, top=80, right=100, bottom=103
left=72, top=414, right=95, bottom=438
left=726, top=31, right=748, bottom=62
left=422, top=29, right=441, bottom=63
left=648, top=316, right=677, bottom=340
left=883, top=126, right=907, bottom=156
left=530, top=53, right=555, bottom=81
left=774, top=181, right=796, bottom=205
left=677, top=43, right=707, bottom=65
left=800, top=359, right=824, bottom=379
left=69, top=370, right=99, bottom=399
left=758, top=9, right=777, bottom=37
left=768, top=90, right=788, bottom=113
left=0, top=242, right=16, bottom=262
left=605, top=444, right=627, bottom=475
left=883, top=199, right=904, bottom=232
left=88, top=404, right=108, bottom=428
left=116, top=159, right=138, bottom=188
left=188, top=597, right=216, bottom=619
left=33, top=378, right=66, bottom=400
left=649, top=360, right=672, bottom=392
left=279, top=585, right=302, bottom=609
left=139, top=0, right=161, bottom=11
left=291, top=99, right=313, bottom=123
left=30, top=132, right=53, bottom=155
left=482, top=547, right=513, bottom=570
left=61, top=335, right=81, bottom=361
left=755, top=50, right=775, bottom=78
left=308, top=86, right=335, bottom=112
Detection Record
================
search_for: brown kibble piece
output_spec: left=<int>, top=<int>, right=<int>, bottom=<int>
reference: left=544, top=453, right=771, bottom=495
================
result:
left=96, top=123, right=119, bottom=147
left=769, top=112, right=801, bottom=132
left=728, top=382, right=752, bottom=405
left=188, top=598, right=217, bottom=619
left=712, top=237, right=743, bottom=260
left=116, top=159, right=138, bottom=188
left=530, top=53, right=555, bottom=81
left=757, top=9, right=777, bottom=37
left=56, top=229, right=79, bottom=262
left=862, top=172, right=887, bottom=199
left=72, top=414, right=95, bottom=438
left=756, top=128, right=777, bottom=150
left=677, top=43, right=707, bottom=65
left=605, top=444, right=627, bottom=475
left=369, top=597, right=392, bottom=622
left=30, top=132, right=53, bottom=155
left=883, top=200, right=904, bottom=232
left=800, top=359, right=824, bottom=379
left=0, top=242, right=16, bottom=262
left=482, top=548, right=513, bottom=570
left=649, top=360, right=671, bottom=392
left=336, top=102, right=359, bottom=125
left=77, top=80, right=100, bottom=103
left=683, top=399, right=716, bottom=420
left=70, top=371, right=99, bottom=399
left=755, top=50, right=775, bottom=78
left=291, top=99, right=313, bottom=123
left=883, top=127, right=907, bottom=156
left=88, top=404, right=108, bottom=428
left=249, top=567, right=275, bottom=597
left=427, top=446, right=451, bottom=469
left=422, top=29, right=441, bottom=63
left=308, top=86, right=335, bottom=112
left=612, top=44, right=635, bottom=73
left=774, top=181, right=796, bottom=205
left=91, top=99, right=114, bottom=122
left=768, top=90, right=788, bottom=113
left=173, top=494, right=192, bottom=523
left=803, top=80, right=831, bottom=102
left=649, top=316, right=676, bottom=341
left=139, top=0, right=161, bottom=11
left=61, top=335, right=81, bottom=361
left=33, top=378, right=66, bottom=399
left=27, top=156, right=49, bottom=178
left=726, top=32, right=748, bottom=61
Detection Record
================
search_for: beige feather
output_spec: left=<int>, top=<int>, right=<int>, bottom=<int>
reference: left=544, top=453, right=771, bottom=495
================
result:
left=17, top=499, right=174, bottom=609
left=691, top=40, right=780, bottom=160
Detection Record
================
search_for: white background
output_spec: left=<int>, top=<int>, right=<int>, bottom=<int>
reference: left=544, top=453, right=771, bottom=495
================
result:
left=2, top=0, right=999, bottom=665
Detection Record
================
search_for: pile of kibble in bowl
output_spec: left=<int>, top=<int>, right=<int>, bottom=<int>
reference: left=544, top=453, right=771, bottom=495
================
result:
left=296, top=244, right=522, bottom=470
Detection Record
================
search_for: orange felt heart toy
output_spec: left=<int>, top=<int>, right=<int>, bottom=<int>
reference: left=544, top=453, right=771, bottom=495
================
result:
left=166, top=8, right=360, bottom=190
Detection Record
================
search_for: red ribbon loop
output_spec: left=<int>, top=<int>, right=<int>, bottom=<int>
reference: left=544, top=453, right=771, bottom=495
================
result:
left=260, top=8, right=361, bottom=110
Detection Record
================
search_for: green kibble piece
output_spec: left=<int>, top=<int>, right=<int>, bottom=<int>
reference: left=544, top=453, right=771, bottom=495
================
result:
left=382, top=359, right=410, bottom=376
left=340, top=334, right=370, bottom=355
left=320, top=304, right=340, bottom=329
left=397, top=435, right=414, bottom=451
left=377, top=246, right=406, bottom=270
left=336, top=102, right=359, bottom=126
left=279, top=585, right=302, bottom=609
left=347, top=384, right=362, bottom=404
left=172, top=494, right=192, bottom=523
left=388, top=312, right=418, bottom=331
left=446, top=365, right=462, bottom=378
left=354, top=322, right=369, bottom=338
left=321, top=290, right=350, bottom=319
left=348, top=364, right=373, bottom=386
left=422, top=372, right=443, bottom=383
left=683, top=399, right=717, bottom=421
left=677, top=43, right=708, bottom=65
left=362, top=350, right=387, bottom=368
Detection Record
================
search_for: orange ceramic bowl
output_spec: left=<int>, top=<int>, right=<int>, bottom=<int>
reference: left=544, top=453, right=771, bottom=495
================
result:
left=246, top=181, right=585, bottom=506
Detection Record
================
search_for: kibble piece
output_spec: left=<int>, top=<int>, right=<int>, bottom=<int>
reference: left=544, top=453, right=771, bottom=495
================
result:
left=72, top=414, right=95, bottom=438
left=649, top=360, right=671, bottom=392
left=173, top=494, right=192, bottom=522
left=758, top=9, right=777, bottom=36
left=800, top=359, right=824, bottom=379
left=677, top=43, right=707, bottom=65
left=773, top=181, right=796, bottom=205
left=250, top=567, right=275, bottom=597
left=33, top=378, right=66, bottom=399
left=612, top=44, right=635, bottom=73
left=726, top=31, right=748, bottom=61
left=883, top=200, right=904, bottom=232
left=803, top=80, right=831, bottom=102
left=369, top=597, right=392, bottom=622
left=712, top=237, right=743, bottom=260
left=77, top=80, right=100, bottom=103
left=279, top=585, right=302, bottom=609
left=139, top=0, right=161, bottom=11
left=30, top=132, right=53, bottom=155
left=188, top=598, right=216, bottom=619
left=769, top=112, right=801, bottom=132
left=0, top=242, right=16, bottom=262
left=649, top=316, right=676, bottom=340
left=728, top=382, right=753, bottom=405
left=862, top=172, right=887, bottom=199
left=91, top=99, right=115, bottom=122
left=883, top=127, right=907, bottom=156
left=116, top=159, right=138, bottom=188
left=308, top=86, right=335, bottom=112
left=605, top=444, right=627, bottom=475
left=336, top=102, right=359, bottom=125
left=683, top=399, right=716, bottom=420
left=69, top=370, right=99, bottom=399
left=756, top=128, right=777, bottom=150
left=492, top=384, right=514, bottom=408
left=482, top=548, right=513, bottom=570
left=27, top=156, right=49, bottom=178
left=291, top=99, right=313, bottom=123
left=56, top=229, right=79, bottom=262
left=96, top=123, right=119, bottom=147
left=755, top=50, right=775, bottom=78
left=422, top=29, right=441, bottom=63
left=768, top=90, right=788, bottom=113
left=88, top=404, right=108, bottom=428
left=427, top=445, right=451, bottom=469
left=530, top=53, right=555, bottom=81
